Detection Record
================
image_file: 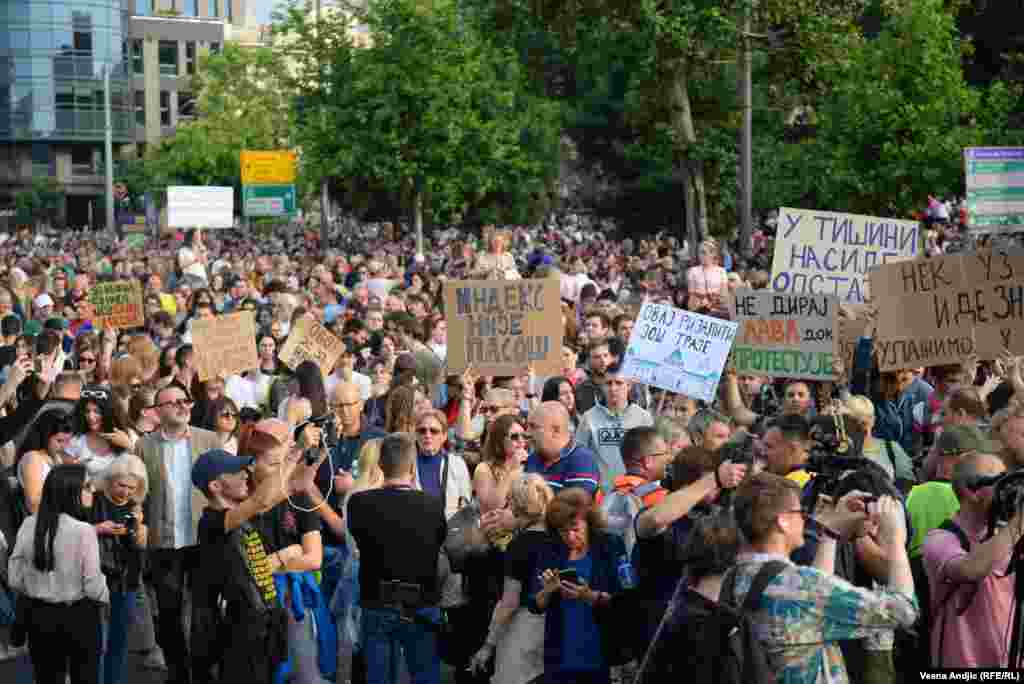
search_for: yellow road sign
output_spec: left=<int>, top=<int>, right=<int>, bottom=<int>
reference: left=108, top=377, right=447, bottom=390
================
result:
left=240, top=150, right=297, bottom=185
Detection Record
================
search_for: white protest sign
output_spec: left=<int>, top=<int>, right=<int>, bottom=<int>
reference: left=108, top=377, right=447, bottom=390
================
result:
left=731, top=290, right=838, bottom=381
left=621, top=303, right=737, bottom=403
left=770, top=207, right=920, bottom=304
left=167, top=186, right=234, bottom=229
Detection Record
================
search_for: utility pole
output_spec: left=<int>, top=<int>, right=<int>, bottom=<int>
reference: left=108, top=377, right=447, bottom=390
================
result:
left=316, top=0, right=330, bottom=254
left=104, top=65, right=115, bottom=235
left=738, top=4, right=753, bottom=259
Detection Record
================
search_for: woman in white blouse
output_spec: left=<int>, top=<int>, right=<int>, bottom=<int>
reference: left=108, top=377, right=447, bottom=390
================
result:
left=686, top=239, right=728, bottom=312
left=8, top=463, right=109, bottom=684
left=177, top=229, right=209, bottom=283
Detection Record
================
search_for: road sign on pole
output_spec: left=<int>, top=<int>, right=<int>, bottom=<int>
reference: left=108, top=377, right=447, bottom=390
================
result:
left=243, top=184, right=296, bottom=218
left=241, top=151, right=297, bottom=185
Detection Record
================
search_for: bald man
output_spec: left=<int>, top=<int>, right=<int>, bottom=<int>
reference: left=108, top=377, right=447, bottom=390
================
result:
left=524, top=401, right=600, bottom=495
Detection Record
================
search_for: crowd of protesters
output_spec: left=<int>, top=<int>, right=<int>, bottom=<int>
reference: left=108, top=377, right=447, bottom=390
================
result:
left=0, top=195, right=1021, bottom=684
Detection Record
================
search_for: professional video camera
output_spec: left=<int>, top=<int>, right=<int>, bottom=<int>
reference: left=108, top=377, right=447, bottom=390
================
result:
left=802, top=413, right=875, bottom=508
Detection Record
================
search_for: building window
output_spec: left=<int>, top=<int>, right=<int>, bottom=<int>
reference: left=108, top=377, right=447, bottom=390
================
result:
left=185, top=42, right=196, bottom=75
left=225, top=0, right=232, bottom=21
left=71, top=145, right=95, bottom=175
left=134, top=91, right=145, bottom=125
left=158, top=41, right=178, bottom=76
left=73, top=30, right=93, bottom=54
left=31, top=143, right=50, bottom=170
left=160, top=91, right=170, bottom=126
left=184, top=0, right=198, bottom=16
left=136, top=0, right=152, bottom=15
left=209, top=42, right=220, bottom=54
left=209, top=0, right=219, bottom=17
left=132, top=40, right=143, bottom=75
left=178, top=92, right=195, bottom=119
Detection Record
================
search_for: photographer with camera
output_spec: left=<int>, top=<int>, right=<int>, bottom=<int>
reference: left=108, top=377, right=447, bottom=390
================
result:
left=922, top=452, right=1023, bottom=668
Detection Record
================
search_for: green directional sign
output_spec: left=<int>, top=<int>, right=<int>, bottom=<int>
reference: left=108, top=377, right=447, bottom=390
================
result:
left=243, top=184, right=296, bottom=218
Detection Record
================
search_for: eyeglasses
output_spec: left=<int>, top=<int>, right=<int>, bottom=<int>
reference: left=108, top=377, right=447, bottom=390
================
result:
left=417, top=427, right=443, bottom=436
left=506, top=433, right=528, bottom=442
left=157, top=398, right=193, bottom=409
left=220, top=411, right=238, bottom=419
left=80, top=356, right=96, bottom=365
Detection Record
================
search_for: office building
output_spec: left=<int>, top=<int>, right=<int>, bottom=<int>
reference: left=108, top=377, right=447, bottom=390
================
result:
left=0, top=0, right=256, bottom=229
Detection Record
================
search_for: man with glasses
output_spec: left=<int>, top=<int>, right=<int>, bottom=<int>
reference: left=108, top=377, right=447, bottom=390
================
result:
left=137, top=384, right=222, bottom=684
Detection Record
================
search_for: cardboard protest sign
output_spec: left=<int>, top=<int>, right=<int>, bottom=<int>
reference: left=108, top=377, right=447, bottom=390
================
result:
left=771, top=207, right=921, bottom=304
left=621, top=303, right=737, bottom=403
left=279, top=315, right=345, bottom=374
left=443, top=277, right=562, bottom=376
left=870, top=250, right=1024, bottom=370
left=731, top=290, right=838, bottom=380
left=88, top=280, right=144, bottom=330
left=190, top=311, right=259, bottom=381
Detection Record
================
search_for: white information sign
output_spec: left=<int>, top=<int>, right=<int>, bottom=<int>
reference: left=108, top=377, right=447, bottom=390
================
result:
left=167, top=186, right=234, bottom=229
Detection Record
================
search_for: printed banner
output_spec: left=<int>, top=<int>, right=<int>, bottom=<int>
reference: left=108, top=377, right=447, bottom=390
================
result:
left=621, top=303, right=737, bottom=403
left=870, top=250, right=1024, bottom=370
left=88, top=280, right=144, bottom=330
left=191, top=311, right=259, bottom=381
left=443, top=277, right=562, bottom=376
left=279, top=315, right=345, bottom=373
left=731, top=290, right=838, bottom=380
left=770, top=207, right=920, bottom=304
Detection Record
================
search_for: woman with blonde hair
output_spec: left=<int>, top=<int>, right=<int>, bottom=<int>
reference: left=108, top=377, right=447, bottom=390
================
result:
left=686, top=240, right=727, bottom=312
left=842, top=395, right=914, bottom=489
left=385, top=385, right=419, bottom=434
left=469, top=475, right=554, bottom=684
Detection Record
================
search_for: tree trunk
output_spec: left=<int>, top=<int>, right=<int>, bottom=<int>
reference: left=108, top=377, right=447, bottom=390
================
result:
left=668, top=58, right=707, bottom=259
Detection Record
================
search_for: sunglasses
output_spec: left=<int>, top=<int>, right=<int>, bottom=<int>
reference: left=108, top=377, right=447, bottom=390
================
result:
left=80, top=357, right=96, bottom=365
left=417, top=427, right=443, bottom=436
left=220, top=411, right=238, bottom=419
left=506, top=432, right=527, bottom=442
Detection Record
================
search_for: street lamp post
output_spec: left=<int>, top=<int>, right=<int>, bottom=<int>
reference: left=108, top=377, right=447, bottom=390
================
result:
left=104, top=65, right=115, bottom=234
left=738, top=6, right=753, bottom=259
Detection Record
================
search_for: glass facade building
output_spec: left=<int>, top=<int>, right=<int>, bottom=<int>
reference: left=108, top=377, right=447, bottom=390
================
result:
left=0, top=0, right=134, bottom=144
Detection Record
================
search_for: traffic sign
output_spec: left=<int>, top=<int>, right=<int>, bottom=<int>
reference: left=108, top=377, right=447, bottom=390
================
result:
left=241, top=150, right=297, bottom=185
left=243, top=184, right=296, bottom=218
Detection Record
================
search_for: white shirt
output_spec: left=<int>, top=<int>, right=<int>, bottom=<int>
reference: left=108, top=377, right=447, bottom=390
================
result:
left=9, top=514, right=110, bottom=604
left=164, top=433, right=195, bottom=549
left=178, top=246, right=208, bottom=282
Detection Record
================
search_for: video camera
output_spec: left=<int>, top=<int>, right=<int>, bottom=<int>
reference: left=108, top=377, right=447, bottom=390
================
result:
left=293, top=413, right=339, bottom=466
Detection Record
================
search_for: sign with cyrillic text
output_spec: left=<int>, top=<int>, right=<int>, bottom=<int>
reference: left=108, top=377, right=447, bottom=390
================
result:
left=88, top=280, right=144, bottom=330
left=279, top=315, right=345, bottom=374
left=771, top=207, right=920, bottom=304
left=731, top=290, right=838, bottom=380
left=443, top=277, right=562, bottom=376
left=870, top=250, right=1024, bottom=370
left=191, top=311, right=259, bottom=381
left=621, top=303, right=737, bottom=403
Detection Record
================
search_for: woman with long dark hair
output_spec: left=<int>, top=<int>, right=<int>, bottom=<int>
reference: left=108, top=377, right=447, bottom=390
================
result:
left=17, top=409, right=77, bottom=513
left=8, top=463, right=109, bottom=684
left=541, top=377, right=579, bottom=434
left=294, top=359, right=329, bottom=418
left=202, top=396, right=240, bottom=454
left=68, top=394, right=129, bottom=479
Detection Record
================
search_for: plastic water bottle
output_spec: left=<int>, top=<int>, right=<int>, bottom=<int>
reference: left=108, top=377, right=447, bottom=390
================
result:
left=617, top=555, right=636, bottom=590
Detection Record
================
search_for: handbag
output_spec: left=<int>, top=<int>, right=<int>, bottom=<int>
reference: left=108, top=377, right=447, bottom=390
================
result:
left=442, top=501, right=489, bottom=574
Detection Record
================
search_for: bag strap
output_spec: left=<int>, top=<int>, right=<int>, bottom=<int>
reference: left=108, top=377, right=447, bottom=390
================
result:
left=440, top=453, right=450, bottom=512
left=883, top=439, right=896, bottom=471
left=633, top=481, right=662, bottom=498
left=934, top=518, right=976, bottom=667
left=742, top=561, right=787, bottom=614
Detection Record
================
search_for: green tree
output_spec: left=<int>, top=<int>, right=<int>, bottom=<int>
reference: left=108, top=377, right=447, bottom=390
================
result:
left=277, top=0, right=561, bottom=230
left=119, top=43, right=294, bottom=206
left=14, top=177, right=64, bottom=227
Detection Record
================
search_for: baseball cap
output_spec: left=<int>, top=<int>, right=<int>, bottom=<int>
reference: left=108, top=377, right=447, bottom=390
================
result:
left=33, top=293, right=54, bottom=309
left=192, top=448, right=254, bottom=493
left=936, top=425, right=993, bottom=456
left=23, top=320, right=42, bottom=337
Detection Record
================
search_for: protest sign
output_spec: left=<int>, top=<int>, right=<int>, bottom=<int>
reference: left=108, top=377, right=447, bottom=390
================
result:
left=191, top=311, right=259, bottom=381
left=443, top=277, right=562, bottom=376
left=731, top=290, right=838, bottom=381
left=279, top=315, right=346, bottom=373
left=838, top=313, right=870, bottom=380
left=88, top=280, right=144, bottom=330
left=167, top=186, right=234, bottom=229
left=771, top=207, right=920, bottom=304
left=870, top=250, right=1024, bottom=370
left=621, top=303, right=737, bottom=403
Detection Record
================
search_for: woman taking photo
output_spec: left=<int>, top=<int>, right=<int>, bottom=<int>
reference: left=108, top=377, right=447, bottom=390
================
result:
left=530, top=488, right=627, bottom=684
left=469, top=475, right=554, bottom=684
left=8, top=463, right=109, bottom=684
left=92, top=454, right=148, bottom=684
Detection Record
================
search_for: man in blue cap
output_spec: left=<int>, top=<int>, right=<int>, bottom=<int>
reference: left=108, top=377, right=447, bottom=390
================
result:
left=189, top=434, right=322, bottom=684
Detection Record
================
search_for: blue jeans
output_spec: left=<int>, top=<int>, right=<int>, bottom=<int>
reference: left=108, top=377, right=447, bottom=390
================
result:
left=361, top=607, right=440, bottom=684
left=321, top=544, right=347, bottom=613
left=101, top=591, right=138, bottom=684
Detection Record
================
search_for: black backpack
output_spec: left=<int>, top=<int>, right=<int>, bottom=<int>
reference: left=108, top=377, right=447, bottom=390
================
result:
left=635, top=561, right=783, bottom=684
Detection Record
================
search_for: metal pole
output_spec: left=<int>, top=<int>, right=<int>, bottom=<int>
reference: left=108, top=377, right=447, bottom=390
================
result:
left=414, top=190, right=424, bottom=259
left=739, top=6, right=753, bottom=258
left=316, top=0, right=329, bottom=253
left=104, top=65, right=115, bottom=234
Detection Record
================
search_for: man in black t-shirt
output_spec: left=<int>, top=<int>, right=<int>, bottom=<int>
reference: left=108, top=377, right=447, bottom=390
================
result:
left=348, top=433, right=447, bottom=684
left=190, top=424, right=323, bottom=684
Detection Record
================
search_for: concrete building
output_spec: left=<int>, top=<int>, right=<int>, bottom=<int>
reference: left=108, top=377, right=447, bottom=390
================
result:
left=0, top=0, right=258, bottom=229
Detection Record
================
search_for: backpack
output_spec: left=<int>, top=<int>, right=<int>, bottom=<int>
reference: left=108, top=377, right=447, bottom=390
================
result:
left=635, top=561, right=783, bottom=684
left=600, top=481, right=660, bottom=556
